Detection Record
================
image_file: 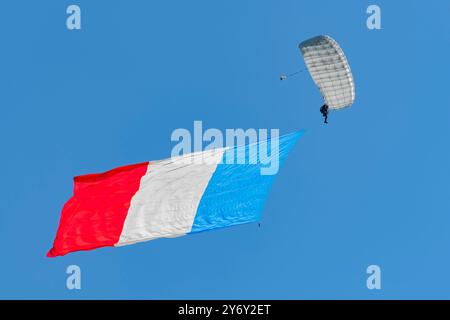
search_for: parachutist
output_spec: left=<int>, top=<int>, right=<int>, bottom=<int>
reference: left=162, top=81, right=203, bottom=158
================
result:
left=320, top=104, right=329, bottom=124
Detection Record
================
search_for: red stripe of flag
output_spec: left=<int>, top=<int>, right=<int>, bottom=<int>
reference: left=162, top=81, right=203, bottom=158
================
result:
left=47, top=162, right=149, bottom=257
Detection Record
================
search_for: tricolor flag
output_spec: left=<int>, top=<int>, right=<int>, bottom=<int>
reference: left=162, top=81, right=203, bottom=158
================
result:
left=47, top=131, right=302, bottom=257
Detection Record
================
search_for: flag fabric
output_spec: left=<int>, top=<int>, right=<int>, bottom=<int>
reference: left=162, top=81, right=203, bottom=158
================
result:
left=47, top=131, right=302, bottom=257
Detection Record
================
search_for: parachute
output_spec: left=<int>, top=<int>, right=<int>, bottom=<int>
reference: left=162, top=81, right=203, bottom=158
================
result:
left=299, top=35, right=355, bottom=111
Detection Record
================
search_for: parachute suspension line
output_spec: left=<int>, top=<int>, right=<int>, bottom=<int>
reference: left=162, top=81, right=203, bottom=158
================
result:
left=280, top=68, right=307, bottom=81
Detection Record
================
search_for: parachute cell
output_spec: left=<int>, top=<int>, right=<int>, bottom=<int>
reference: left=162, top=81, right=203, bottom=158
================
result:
left=299, top=35, right=355, bottom=110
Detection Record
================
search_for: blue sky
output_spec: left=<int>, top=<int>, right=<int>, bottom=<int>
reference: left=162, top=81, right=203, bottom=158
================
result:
left=0, top=0, right=449, bottom=299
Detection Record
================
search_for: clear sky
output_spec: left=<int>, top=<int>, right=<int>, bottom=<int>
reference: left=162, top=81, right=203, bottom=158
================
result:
left=0, top=0, right=449, bottom=299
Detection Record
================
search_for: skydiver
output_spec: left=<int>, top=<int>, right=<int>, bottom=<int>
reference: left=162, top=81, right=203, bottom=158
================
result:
left=320, top=104, right=329, bottom=124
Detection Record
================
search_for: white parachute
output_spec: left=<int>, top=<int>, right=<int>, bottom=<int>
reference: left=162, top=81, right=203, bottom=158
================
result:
left=299, top=35, right=355, bottom=111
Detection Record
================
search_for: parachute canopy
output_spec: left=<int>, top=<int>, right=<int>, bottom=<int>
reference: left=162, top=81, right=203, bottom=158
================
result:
left=299, top=35, right=355, bottom=110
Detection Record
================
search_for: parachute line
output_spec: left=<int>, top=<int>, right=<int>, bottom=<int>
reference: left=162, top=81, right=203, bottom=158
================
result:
left=280, top=68, right=307, bottom=81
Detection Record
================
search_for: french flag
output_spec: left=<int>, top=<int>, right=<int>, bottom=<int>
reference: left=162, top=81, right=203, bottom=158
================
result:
left=47, top=131, right=302, bottom=257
